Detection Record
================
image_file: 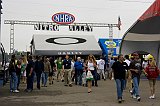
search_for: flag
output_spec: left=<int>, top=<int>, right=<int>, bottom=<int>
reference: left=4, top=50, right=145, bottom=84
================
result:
left=118, top=16, right=121, bottom=30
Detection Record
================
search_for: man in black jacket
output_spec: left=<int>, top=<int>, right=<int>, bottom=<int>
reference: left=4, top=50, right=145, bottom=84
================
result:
left=25, top=55, right=34, bottom=92
left=63, top=55, right=72, bottom=87
left=34, top=56, right=44, bottom=90
left=111, top=54, right=128, bottom=103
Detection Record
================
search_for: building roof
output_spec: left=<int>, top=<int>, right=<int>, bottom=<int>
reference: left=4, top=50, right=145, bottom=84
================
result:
left=31, top=34, right=102, bottom=55
left=122, top=0, right=160, bottom=41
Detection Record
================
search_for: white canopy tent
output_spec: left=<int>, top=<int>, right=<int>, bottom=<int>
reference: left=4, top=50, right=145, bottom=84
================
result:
left=31, top=34, right=102, bottom=56
left=120, top=0, right=160, bottom=68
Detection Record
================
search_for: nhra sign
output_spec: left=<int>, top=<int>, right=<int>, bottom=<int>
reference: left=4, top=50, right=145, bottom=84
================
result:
left=34, top=24, right=59, bottom=31
left=52, top=12, right=75, bottom=24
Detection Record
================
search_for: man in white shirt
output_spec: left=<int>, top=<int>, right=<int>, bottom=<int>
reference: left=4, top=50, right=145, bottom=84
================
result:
left=124, top=55, right=131, bottom=66
left=124, top=55, right=131, bottom=90
left=97, top=57, right=106, bottom=80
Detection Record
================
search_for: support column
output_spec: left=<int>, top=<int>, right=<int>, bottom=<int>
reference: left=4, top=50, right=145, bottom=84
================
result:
left=10, top=24, right=14, bottom=54
left=109, top=24, right=113, bottom=56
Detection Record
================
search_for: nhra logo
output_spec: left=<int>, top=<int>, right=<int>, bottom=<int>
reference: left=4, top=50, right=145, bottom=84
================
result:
left=52, top=12, right=75, bottom=24
left=105, top=40, right=116, bottom=48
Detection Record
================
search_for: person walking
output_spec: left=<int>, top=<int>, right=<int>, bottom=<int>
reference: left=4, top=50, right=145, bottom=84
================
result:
left=25, top=55, right=34, bottom=92
left=74, top=57, right=84, bottom=86
left=71, top=59, right=75, bottom=82
left=34, top=56, right=44, bottom=90
left=56, top=57, right=63, bottom=82
left=16, top=60, right=21, bottom=91
left=97, top=56, right=106, bottom=80
left=83, top=59, right=88, bottom=87
left=43, top=57, right=51, bottom=87
left=49, top=57, right=55, bottom=85
left=129, top=53, right=142, bottom=101
left=109, top=57, right=115, bottom=80
left=111, top=54, right=128, bottom=103
left=21, top=55, right=27, bottom=84
left=88, top=55, right=98, bottom=87
left=144, top=59, right=159, bottom=99
left=63, top=55, right=72, bottom=87
left=124, top=55, right=131, bottom=90
left=8, top=54, right=19, bottom=93
left=86, top=54, right=97, bottom=93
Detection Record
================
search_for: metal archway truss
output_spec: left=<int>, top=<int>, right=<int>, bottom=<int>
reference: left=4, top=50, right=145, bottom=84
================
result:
left=4, top=20, right=120, bottom=54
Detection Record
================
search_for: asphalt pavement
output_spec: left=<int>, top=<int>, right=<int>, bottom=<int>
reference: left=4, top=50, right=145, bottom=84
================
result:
left=0, top=79, right=160, bottom=106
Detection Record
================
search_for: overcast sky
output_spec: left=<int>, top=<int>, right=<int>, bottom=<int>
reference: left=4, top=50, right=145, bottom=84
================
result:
left=1, top=0, right=154, bottom=53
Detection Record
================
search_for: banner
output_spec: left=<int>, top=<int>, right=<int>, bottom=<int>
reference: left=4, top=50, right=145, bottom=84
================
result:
left=69, top=25, right=93, bottom=32
left=34, top=24, right=59, bottom=31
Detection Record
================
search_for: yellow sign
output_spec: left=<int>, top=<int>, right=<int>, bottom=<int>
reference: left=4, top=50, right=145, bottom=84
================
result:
left=104, top=40, right=116, bottom=48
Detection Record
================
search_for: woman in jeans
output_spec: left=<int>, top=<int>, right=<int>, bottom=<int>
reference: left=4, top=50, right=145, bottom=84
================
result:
left=144, top=59, right=159, bottom=99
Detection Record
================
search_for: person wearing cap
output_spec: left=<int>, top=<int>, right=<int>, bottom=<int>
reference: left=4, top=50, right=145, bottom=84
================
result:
left=74, top=57, right=84, bottom=85
left=129, top=53, right=141, bottom=101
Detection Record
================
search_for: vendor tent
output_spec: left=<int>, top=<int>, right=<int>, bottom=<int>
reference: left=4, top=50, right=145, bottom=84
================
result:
left=120, top=0, right=160, bottom=67
left=31, top=34, right=102, bottom=55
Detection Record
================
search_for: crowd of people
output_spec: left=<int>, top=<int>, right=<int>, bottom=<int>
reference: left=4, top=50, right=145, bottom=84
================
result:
left=8, top=53, right=160, bottom=104
left=8, top=54, right=106, bottom=93
left=110, top=53, right=160, bottom=103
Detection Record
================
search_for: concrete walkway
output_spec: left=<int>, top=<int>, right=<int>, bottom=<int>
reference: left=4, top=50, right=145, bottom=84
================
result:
left=0, top=79, right=160, bottom=106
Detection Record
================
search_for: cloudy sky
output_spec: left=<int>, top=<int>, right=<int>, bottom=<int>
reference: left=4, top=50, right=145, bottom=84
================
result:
left=1, top=0, right=154, bottom=53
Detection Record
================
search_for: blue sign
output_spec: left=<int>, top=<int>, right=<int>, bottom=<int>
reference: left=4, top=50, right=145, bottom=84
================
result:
left=52, top=12, right=75, bottom=24
left=99, top=39, right=121, bottom=56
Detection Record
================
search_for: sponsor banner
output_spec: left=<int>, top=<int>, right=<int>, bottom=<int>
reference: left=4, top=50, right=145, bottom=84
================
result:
left=104, top=40, right=117, bottom=48
left=99, top=39, right=121, bottom=56
left=34, top=50, right=102, bottom=55
left=57, top=51, right=83, bottom=55
left=69, top=25, right=93, bottom=32
left=34, top=24, right=59, bottom=31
